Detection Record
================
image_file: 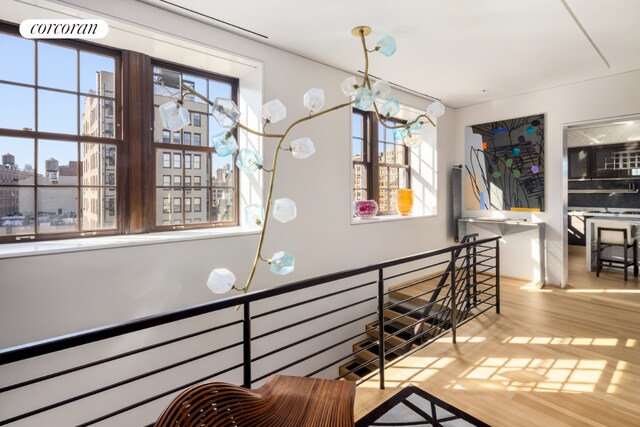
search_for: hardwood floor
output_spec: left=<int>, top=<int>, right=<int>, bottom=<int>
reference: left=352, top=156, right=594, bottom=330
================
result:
left=355, top=247, right=640, bottom=426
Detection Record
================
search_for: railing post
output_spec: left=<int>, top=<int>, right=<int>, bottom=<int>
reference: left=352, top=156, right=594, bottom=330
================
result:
left=377, top=268, right=385, bottom=390
left=473, top=237, right=478, bottom=307
left=495, top=238, right=501, bottom=314
left=465, top=245, right=471, bottom=311
left=242, top=303, right=252, bottom=388
left=450, top=251, right=457, bottom=344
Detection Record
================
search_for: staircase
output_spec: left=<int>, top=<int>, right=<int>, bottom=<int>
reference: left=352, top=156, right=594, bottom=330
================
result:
left=338, top=273, right=453, bottom=381
left=338, top=234, right=483, bottom=381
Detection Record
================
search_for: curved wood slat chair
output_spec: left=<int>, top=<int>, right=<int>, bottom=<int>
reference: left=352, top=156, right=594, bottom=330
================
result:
left=153, top=375, right=356, bottom=427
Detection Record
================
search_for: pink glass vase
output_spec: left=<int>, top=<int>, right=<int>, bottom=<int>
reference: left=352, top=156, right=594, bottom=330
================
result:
left=354, top=200, right=378, bottom=220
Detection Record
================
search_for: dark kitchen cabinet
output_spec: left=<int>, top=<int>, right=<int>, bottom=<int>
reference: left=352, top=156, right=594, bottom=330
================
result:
left=569, top=142, right=640, bottom=180
left=568, top=148, right=589, bottom=179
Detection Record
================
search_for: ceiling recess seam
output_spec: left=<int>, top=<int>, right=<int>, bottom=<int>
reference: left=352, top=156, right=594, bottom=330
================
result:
left=153, top=0, right=268, bottom=39
left=560, top=0, right=611, bottom=69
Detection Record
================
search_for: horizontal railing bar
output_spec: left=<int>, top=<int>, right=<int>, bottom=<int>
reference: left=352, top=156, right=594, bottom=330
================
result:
left=0, top=319, right=242, bottom=394
left=303, top=337, right=381, bottom=379
left=254, top=326, right=376, bottom=382
left=383, top=271, right=447, bottom=295
left=0, top=340, right=243, bottom=426
left=377, top=327, right=453, bottom=376
left=472, top=246, right=495, bottom=256
left=75, top=363, right=244, bottom=427
left=475, top=265, right=496, bottom=276
left=252, top=280, right=376, bottom=320
left=383, top=259, right=450, bottom=281
left=382, top=299, right=439, bottom=326
left=385, top=290, right=449, bottom=311
left=251, top=310, right=376, bottom=363
left=383, top=311, right=451, bottom=352
left=252, top=296, right=376, bottom=341
left=477, top=244, right=497, bottom=249
left=335, top=354, right=380, bottom=380
left=382, top=308, right=448, bottom=343
left=475, top=258, right=497, bottom=266
left=384, top=318, right=451, bottom=356
left=0, top=236, right=499, bottom=365
left=455, top=300, right=497, bottom=328
left=474, top=275, right=498, bottom=287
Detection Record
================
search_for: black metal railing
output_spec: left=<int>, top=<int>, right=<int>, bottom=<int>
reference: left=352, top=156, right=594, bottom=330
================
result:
left=0, top=235, right=500, bottom=426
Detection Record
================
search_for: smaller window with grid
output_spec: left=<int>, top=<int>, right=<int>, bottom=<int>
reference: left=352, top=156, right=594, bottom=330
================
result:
left=351, top=109, right=409, bottom=215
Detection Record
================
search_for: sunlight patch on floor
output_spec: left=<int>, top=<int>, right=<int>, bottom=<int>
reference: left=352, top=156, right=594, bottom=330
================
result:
left=504, top=336, right=619, bottom=346
left=436, top=336, right=486, bottom=344
left=444, top=357, right=607, bottom=393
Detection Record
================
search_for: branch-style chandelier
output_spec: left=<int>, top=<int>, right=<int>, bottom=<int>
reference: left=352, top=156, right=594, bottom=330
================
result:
left=158, top=26, right=445, bottom=296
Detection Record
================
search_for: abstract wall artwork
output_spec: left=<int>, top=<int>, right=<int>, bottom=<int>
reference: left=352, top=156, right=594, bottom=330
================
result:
left=465, top=114, right=544, bottom=212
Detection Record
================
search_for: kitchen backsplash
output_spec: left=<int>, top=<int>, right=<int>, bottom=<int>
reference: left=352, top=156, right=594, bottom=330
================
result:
left=568, top=179, right=640, bottom=209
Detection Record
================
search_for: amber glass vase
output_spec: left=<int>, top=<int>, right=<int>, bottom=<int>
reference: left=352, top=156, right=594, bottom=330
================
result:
left=396, top=189, right=414, bottom=216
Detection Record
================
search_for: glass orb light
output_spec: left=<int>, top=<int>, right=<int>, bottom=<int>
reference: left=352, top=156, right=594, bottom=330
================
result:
left=376, top=35, right=397, bottom=57
left=394, top=127, right=408, bottom=142
left=409, top=121, right=423, bottom=132
left=372, top=80, right=391, bottom=99
left=341, top=76, right=359, bottom=96
left=211, top=98, right=241, bottom=128
left=290, top=137, right=316, bottom=159
left=272, top=197, right=297, bottom=223
left=210, top=132, right=238, bottom=157
left=269, top=251, right=295, bottom=275
left=207, top=268, right=236, bottom=294
left=159, top=101, right=190, bottom=131
left=236, top=149, right=263, bottom=174
left=262, top=99, right=287, bottom=123
left=380, top=98, right=400, bottom=117
left=303, top=88, right=325, bottom=113
left=355, top=87, right=374, bottom=110
left=426, top=101, right=445, bottom=119
left=404, top=132, right=423, bottom=148
left=245, top=204, right=264, bottom=227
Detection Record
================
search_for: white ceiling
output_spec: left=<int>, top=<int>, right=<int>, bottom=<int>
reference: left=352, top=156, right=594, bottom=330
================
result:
left=142, top=0, right=640, bottom=108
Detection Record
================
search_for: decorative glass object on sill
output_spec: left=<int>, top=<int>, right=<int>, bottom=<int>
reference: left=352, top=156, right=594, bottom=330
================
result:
left=354, top=200, right=379, bottom=220
left=396, top=189, right=414, bottom=216
left=159, top=26, right=443, bottom=297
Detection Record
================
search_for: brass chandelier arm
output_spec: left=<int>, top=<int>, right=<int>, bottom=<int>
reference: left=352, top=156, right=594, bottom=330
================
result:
left=359, top=29, right=371, bottom=88
left=241, top=99, right=356, bottom=297
left=179, top=84, right=286, bottom=139
left=357, top=28, right=437, bottom=130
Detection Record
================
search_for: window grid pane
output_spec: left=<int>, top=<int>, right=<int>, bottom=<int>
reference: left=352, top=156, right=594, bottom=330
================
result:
left=0, top=31, right=121, bottom=240
left=152, top=65, right=238, bottom=228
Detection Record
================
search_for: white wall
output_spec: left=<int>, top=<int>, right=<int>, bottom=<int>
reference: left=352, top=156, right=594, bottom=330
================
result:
left=456, top=69, right=640, bottom=286
left=0, top=1, right=459, bottom=423
left=0, top=0, right=455, bottom=346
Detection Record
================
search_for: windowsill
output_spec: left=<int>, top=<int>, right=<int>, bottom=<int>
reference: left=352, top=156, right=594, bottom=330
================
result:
left=0, top=227, right=261, bottom=259
left=351, top=213, right=437, bottom=225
